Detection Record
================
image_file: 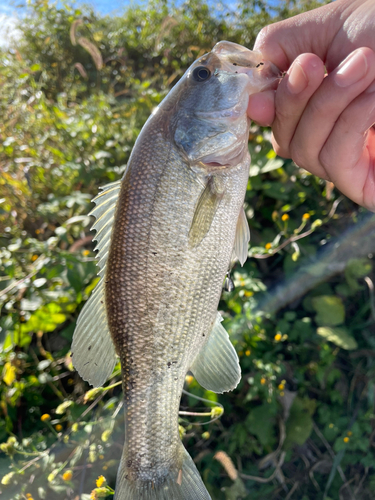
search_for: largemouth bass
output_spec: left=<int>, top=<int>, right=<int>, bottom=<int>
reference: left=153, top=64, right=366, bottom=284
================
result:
left=71, top=41, right=279, bottom=500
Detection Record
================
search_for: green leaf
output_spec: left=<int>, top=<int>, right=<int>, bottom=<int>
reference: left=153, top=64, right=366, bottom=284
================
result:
left=312, top=295, right=345, bottom=326
left=67, top=262, right=86, bottom=293
left=223, top=478, right=247, bottom=500
left=285, top=397, right=315, bottom=448
left=317, top=327, right=357, bottom=350
left=345, top=258, right=372, bottom=291
left=246, top=403, right=277, bottom=448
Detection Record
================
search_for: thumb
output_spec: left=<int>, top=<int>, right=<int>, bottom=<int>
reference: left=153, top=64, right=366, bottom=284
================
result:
left=254, top=0, right=350, bottom=71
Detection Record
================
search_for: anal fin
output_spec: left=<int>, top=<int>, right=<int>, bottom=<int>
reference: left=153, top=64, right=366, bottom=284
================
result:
left=190, top=313, right=241, bottom=394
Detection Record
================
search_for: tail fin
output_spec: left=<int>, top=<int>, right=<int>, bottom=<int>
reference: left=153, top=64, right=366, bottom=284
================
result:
left=114, top=444, right=211, bottom=500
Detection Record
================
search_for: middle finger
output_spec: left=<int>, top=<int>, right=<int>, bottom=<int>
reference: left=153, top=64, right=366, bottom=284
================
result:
left=290, top=47, right=375, bottom=179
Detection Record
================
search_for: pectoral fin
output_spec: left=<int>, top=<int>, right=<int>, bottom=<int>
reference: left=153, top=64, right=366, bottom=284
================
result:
left=234, top=207, right=250, bottom=266
left=190, top=313, right=241, bottom=393
left=189, top=177, right=224, bottom=248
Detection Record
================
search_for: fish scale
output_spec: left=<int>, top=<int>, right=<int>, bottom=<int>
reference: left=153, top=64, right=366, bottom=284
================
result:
left=71, top=40, right=280, bottom=499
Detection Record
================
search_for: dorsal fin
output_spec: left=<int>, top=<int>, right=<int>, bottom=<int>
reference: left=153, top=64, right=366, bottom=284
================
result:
left=71, top=181, right=121, bottom=387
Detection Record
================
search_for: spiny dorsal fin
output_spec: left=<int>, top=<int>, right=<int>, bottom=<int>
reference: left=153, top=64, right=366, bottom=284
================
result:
left=234, top=207, right=250, bottom=266
left=71, top=180, right=121, bottom=387
left=190, top=313, right=241, bottom=394
left=189, top=176, right=225, bottom=247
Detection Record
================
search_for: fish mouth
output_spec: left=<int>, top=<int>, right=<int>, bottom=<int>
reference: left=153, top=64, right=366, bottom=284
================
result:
left=212, top=40, right=281, bottom=88
left=213, top=41, right=263, bottom=66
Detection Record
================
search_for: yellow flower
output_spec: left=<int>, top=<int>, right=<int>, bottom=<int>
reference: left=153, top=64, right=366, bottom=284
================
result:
left=101, top=430, right=112, bottom=442
left=265, top=242, right=272, bottom=250
left=343, top=436, right=349, bottom=443
left=91, top=488, right=108, bottom=498
left=26, top=495, right=33, bottom=499
left=302, top=213, right=310, bottom=220
left=260, top=377, right=266, bottom=385
left=281, top=213, right=289, bottom=221
left=31, top=254, right=38, bottom=262
left=62, top=470, right=73, bottom=481
left=3, top=362, right=16, bottom=386
left=96, top=475, right=107, bottom=488
left=40, top=414, right=50, bottom=422
left=102, top=465, right=108, bottom=471
left=1, top=472, right=15, bottom=485
left=280, top=391, right=285, bottom=397
left=82, top=249, right=90, bottom=256
left=55, top=424, right=63, bottom=432
left=211, top=407, right=223, bottom=419
left=202, top=431, right=210, bottom=440
left=245, top=349, right=251, bottom=356
left=244, top=290, right=253, bottom=297
left=347, top=431, right=352, bottom=436
left=84, top=387, right=102, bottom=404
left=185, top=375, right=194, bottom=385
left=47, top=470, right=58, bottom=482
left=274, top=333, right=282, bottom=342
left=99, top=454, right=104, bottom=460
left=278, top=383, right=285, bottom=391
left=329, top=423, right=334, bottom=429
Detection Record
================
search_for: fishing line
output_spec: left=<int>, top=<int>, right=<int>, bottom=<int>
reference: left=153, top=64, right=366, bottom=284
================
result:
left=179, top=388, right=224, bottom=425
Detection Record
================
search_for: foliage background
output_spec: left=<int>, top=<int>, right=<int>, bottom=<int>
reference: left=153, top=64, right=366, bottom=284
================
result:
left=1, top=1, right=375, bottom=499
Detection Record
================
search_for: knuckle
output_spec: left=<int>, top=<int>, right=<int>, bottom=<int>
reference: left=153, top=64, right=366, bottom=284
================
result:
left=256, top=25, right=274, bottom=46
left=289, top=143, right=307, bottom=168
left=317, top=149, right=334, bottom=182
left=271, top=137, right=289, bottom=159
left=308, top=95, right=332, bottom=120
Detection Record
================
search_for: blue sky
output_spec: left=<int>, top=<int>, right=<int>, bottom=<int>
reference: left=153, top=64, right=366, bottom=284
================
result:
left=0, top=0, right=132, bottom=46
left=0, top=0, right=131, bottom=15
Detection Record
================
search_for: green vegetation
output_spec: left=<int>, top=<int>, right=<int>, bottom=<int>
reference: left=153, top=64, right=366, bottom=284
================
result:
left=1, top=1, right=374, bottom=499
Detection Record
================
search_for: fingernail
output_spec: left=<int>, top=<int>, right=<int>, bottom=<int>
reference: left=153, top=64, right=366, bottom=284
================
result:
left=287, top=61, right=308, bottom=94
left=335, top=49, right=368, bottom=87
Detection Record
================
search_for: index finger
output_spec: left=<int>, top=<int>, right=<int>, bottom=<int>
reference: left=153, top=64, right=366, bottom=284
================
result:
left=254, top=1, right=347, bottom=70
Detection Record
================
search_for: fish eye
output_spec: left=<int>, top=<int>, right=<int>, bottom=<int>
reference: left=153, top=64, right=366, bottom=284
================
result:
left=192, top=66, right=211, bottom=82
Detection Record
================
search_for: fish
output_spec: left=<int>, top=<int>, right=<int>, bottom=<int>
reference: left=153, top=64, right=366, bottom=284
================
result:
left=71, top=40, right=279, bottom=500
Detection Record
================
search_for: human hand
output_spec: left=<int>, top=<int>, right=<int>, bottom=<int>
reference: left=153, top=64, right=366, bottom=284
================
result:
left=248, top=0, right=375, bottom=210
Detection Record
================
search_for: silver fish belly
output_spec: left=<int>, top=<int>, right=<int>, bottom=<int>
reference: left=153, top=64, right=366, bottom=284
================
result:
left=71, top=40, right=279, bottom=500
